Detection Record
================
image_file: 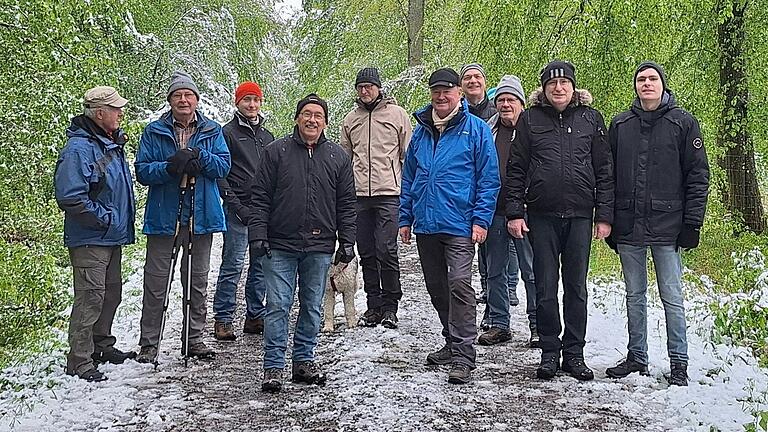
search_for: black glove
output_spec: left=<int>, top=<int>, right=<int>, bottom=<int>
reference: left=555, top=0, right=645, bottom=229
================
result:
left=333, top=243, right=355, bottom=265
left=605, top=233, right=618, bottom=254
left=677, top=224, right=701, bottom=250
left=250, top=240, right=271, bottom=259
left=234, top=205, right=251, bottom=225
left=184, top=158, right=203, bottom=176
left=166, top=148, right=198, bottom=176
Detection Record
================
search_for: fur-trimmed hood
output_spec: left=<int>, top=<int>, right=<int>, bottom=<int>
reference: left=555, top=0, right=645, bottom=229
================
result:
left=528, top=88, right=593, bottom=108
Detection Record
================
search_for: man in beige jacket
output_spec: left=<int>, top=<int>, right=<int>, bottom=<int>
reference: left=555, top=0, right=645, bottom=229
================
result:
left=341, top=67, right=412, bottom=329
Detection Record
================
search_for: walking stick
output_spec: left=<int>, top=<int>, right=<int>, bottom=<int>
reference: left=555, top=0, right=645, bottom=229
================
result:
left=155, top=174, right=190, bottom=369
left=183, top=175, right=196, bottom=367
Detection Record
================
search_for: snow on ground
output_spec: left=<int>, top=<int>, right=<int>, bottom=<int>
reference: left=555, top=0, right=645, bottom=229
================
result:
left=1, top=238, right=767, bottom=431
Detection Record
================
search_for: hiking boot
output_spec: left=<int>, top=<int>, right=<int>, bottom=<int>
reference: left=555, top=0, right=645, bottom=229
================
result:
left=292, top=361, right=327, bottom=385
left=509, top=289, right=519, bottom=306
left=528, top=332, right=541, bottom=349
left=477, top=327, right=512, bottom=346
left=135, top=345, right=158, bottom=364
left=243, top=317, right=264, bottom=335
left=380, top=311, right=399, bottom=329
left=562, top=357, right=594, bottom=381
left=667, top=362, right=689, bottom=386
left=536, top=353, right=560, bottom=379
left=606, top=353, right=650, bottom=378
left=92, top=348, right=136, bottom=365
left=214, top=321, right=237, bottom=341
left=447, top=363, right=472, bottom=384
left=262, top=368, right=283, bottom=393
left=426, top=344, right=452, bottom=365
left=358, top=309, right=381, bottom=327
left=184, top=341, right=215, bottom=359
left=70, top=368, right=107, bottom=383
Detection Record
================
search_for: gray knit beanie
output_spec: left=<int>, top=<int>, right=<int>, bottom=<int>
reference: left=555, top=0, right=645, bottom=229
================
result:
left=167, top=71, right=200, bottom=101
left=494, top=75, right=526, bottom=105
left=459, top=63, right=486, bottom=80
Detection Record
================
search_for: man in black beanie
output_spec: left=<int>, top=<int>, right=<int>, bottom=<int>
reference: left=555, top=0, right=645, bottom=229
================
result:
left=604, top=61, right=709, bottom=386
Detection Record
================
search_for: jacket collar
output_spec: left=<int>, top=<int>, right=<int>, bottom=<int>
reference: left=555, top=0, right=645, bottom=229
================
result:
left=413, top=98, right=469, bottom=132
left=290, top=125, right=329, bottom=148
left=528, top=88, right=594, bottom=116
left=152, top=109, right=218, bottom=138
left=66, top=115, right=126, bottom=149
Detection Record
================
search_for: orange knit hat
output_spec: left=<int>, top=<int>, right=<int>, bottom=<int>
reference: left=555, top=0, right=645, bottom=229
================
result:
left=235, top=81, right=263, bottom=104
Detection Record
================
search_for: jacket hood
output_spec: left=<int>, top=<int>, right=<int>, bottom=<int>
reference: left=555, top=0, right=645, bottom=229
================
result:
left=630, top=90, right=677, bottom=112
left=528, top=88, right=593, bottom=108
left=355, top=94, right=397, bottom=111
left=66, top=115, right=126, bottom=147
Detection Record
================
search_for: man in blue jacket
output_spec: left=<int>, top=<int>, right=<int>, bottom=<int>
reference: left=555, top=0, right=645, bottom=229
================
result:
left=55, top=86, right=136, bottom=382
left=399, top=67, right=500, bottom=385
left=134, top=71, right=231, bottom=363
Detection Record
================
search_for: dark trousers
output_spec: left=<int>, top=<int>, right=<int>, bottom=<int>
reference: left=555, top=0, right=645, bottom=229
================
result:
left=528, top=215, right=592, bottom=359
left=356, top=196, right=402, bottom=313
left=416, top=234, right=476, bottom=368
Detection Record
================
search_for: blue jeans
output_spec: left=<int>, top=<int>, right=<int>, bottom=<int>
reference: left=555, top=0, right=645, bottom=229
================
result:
left=513, top=233, right=537, bottom=331
left=618, top=244, right=687, bottom=365
left=481, top=215, right=515, bottom=329
left=213, top=207, right=266, bottom=322
left=262, top=249, right=332, bottom=370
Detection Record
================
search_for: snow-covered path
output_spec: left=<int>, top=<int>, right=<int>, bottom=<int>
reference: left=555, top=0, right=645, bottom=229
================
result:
left=1, top=237, right=767, bottom=431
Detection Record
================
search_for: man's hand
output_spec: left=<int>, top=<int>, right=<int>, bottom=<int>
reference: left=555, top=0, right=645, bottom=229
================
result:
left=399, top=226, right=411, bottom=245
left=677, top=224, right=701, bottom=250
left=333, top=243, right=355, bottom=265
left=471, top=225, right=487, bottom=244
left=249, top=240, right=271, bottom=260
left=593, top=222, right=611, bottom=240
left=507, top=218, right=528, bottom=239
left=166, top=148, right=198, bottom=176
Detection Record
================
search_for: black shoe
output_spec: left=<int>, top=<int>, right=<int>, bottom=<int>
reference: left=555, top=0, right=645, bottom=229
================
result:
left=528, top=332, right=541, bottom=349
left=69, top=368, right=108, bottom=382
left=562, top=357, right=594, bottom=381
left=477, top=327, right=512, bottom=346
left=243, top=317, right=264, bottom=335
left=667, top=362, right=688, bottom=386
left=380, top=311, right=399, bottom=329
left=606, top=354, right=649, bottom=378
left=135, top=345, right=158, bottom=364
left=447, top=363, right=472, bottom=384
left=426, top=344, right=452, bottom=365
left=92, top=348, right=136, bottom=365
left=357, top=309, right=381, bottom=327
left=184, top=341, right=215, bottom=359
left=262, top=368, right=283, bottom=392
left=292, top=361, right=327, bottom=385
left=536, top=353, right=560, bottom=379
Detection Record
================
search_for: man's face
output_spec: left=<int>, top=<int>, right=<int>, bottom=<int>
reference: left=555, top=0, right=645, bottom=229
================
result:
left=635, top=68, right=663, bottom=105
left=544, top=78, right=574, bottom=112
left=431, top=86, right=461, bottom=118
left=95, top=106, right=124, bottom=134
left=236, top=94, right=262, bottom=120
left=495, top=95, right=524, bottom=126
left=460, top=69, right=486, bottom=100
left=169, top=90, right=198, bottom=118
left=356, top=83, right=380, bottom=104
left=295, top=103, right=326, bottom=142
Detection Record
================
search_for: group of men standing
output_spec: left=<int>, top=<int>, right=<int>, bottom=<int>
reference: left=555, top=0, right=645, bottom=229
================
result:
left=55, top=58, right=708, bottom=390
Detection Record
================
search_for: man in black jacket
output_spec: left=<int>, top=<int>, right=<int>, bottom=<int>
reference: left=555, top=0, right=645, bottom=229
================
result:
left=605, top=62, right=709, bottom=386
left=249, top=94, right=357, bottom=393
left=506, top=61, right=614, bottom=381
left=212, top=81, right=275, bottom=341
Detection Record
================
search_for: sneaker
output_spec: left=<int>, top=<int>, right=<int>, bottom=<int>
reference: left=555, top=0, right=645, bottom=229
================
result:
left=508, top=289, right=519, bottom=306
left=92, top=348, right=136, bottom=365
left=667, top=362, right=688, bottom=386
left=72, top=368, right=107, bottom=383
left=214, top=321, right=237, bottom=341
left=562, top=357, right=594, bottom=381
left=536, top=353, right=560, bottom=379
left=447, top=363, right=472, bottom=384
left=528, top=332, right=541, bottom=349
left=426, top=344, right=452, bottom=365
left=606, top=353, right=649, bottom=378
left=262, top=368, right=283, bottom=393
left=184, top=341, right=215, bottom=359
left=135, top=345, right=158, bottom=364
left=357, top=309, right=381, bottom=327
left=477, top=327, right=512, bottom=346
left=291, top=361, right=327, bottom=385
left=380, top=311, right=399, bottom=329
left=243, top=317, right=264, bottom=335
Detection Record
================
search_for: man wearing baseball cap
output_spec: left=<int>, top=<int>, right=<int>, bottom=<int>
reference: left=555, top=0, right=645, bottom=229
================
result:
left=400, top=67, right=499, bottom=384
left=55, top=86, right=135, bottom=382
left=505, top=61, right=614, bottom=381
left=212, top=81, right=275, bottom=341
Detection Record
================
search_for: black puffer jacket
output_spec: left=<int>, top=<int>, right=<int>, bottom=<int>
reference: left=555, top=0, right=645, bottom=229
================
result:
left=609, top=93, right=709, bottom=245
left=218, top=113, right=274, bottom=215
left=467, top=95, right=497, bottom=121
left=505, top=89, right=614, bottom=222
left=248, top=127, right=357, bottom=254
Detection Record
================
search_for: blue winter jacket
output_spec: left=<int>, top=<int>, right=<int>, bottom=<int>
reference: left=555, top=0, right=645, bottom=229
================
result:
left=55, top=116, right=136, bottom=248
left=135, top=111, right=231, bottom=235
left=400, top=100, right=500, bottom=237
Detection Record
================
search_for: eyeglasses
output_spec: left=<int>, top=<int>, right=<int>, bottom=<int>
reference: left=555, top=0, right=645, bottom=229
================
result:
left=170, top=91, right=197, bottom=101
left=299, top=111, right=325, bottom=121
left=356, top=84, right=375, bottom=92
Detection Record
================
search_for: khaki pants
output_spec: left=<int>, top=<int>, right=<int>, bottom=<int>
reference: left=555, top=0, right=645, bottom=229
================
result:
left=66, top=246, right=123, bottom=375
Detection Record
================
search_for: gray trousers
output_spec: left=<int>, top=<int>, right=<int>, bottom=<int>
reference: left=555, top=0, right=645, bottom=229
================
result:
left=67, top=246, right=123, bottom=375
left=416, top=234, right=477, bottom=368
left=139, top=230, right=213, bottom=348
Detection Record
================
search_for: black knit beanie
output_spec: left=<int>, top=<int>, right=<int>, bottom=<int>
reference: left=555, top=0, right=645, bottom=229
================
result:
left=355, top=68, right=382, bottom=87
left=634, top=61, right=668, bottom=91
left=294, top=93, right=329, bottom=122
left=539, top=61, right=577, bottom=88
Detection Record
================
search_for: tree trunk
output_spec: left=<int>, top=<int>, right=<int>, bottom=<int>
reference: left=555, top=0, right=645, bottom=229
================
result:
left=717, top=0, right=764, bottom=233
left=407, top=0, right=424, bottom=66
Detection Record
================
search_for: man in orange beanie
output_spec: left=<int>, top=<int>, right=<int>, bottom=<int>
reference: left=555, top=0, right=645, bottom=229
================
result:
left=212, top=81, right=275, bottom=340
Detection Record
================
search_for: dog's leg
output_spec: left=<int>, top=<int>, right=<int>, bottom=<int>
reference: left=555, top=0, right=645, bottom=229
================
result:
left=343, top=289, right=357, bottom=329
left=322, top=279, right=335, bottom=332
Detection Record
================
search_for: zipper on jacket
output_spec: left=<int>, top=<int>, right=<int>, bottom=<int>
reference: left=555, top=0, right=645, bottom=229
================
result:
left=308, top=147, right=313, bottom=158
left=559, top=113, right=565, bottom=218
left=367, top=111, right=372, bottom=195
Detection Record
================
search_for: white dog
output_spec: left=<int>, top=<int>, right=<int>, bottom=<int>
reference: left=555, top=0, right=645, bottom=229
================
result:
left=322, top=256, right=359, bottom=332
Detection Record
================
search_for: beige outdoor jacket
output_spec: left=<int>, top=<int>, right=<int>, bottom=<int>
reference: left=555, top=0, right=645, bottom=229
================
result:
left=340, top=96, right=413, bottom=197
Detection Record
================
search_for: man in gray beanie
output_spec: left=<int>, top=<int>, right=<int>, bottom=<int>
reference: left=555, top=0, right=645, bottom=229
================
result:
left=167, top=71, right=200, bottom=101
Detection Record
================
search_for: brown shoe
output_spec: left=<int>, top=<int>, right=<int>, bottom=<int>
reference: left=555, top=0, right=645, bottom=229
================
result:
left=243, top=317, right=264, bottom=334
left=214, top=321, right=236, bottom=341
left=184, top=341, right=215, bottom=359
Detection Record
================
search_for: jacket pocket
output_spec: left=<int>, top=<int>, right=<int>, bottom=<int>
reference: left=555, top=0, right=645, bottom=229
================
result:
left=649, top=199, right=683, bottom=237
left=390, top=158, right=399, bottom=189
left=614, top=199, right=634, bottom=236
